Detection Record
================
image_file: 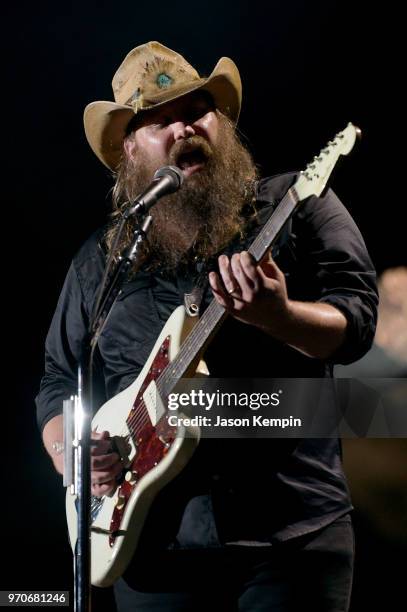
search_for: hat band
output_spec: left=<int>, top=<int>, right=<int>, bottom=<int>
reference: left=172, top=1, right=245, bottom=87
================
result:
left=123, top=78, right=206, bottom=114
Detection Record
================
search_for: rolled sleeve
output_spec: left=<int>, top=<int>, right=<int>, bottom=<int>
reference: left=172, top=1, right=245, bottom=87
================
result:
left=296, top=188, right=378, bottom=365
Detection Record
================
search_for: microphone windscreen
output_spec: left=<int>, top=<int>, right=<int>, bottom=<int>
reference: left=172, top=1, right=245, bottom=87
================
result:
left=154, top=165, right=184, bottom=189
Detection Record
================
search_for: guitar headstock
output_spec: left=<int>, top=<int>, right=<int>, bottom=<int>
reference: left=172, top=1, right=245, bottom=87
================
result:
left=295, top=122, right=361, bottom=201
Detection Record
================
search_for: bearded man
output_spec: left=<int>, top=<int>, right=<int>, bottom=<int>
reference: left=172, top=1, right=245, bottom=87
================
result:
left=36, top=42, right=378, bottom=611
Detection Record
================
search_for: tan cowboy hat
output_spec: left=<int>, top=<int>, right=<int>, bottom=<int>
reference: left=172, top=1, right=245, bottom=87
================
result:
left=84, top=41, right=242, bottom=171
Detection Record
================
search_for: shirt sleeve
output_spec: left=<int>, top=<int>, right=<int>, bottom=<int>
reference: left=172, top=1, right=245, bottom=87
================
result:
left=35, top=261, right=90, bottom=432
left=295, top=187, right=379, bottom=365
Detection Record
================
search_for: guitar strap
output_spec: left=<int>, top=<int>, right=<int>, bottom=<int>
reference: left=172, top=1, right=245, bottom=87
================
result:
left=183, top=258, right=213, bottom=317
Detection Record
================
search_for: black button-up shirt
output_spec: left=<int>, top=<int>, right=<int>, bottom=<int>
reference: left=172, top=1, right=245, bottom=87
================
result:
left=36, top=172, right=378, bottom=550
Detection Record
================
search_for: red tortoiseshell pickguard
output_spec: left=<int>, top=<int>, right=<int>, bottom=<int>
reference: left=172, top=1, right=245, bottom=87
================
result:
left=109, top=336, right=178, bottom=545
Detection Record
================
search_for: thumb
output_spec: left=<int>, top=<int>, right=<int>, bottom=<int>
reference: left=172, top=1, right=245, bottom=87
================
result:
left=259, top=252, right=283, bottom=280
left=91, top=429, right=110, bottom=440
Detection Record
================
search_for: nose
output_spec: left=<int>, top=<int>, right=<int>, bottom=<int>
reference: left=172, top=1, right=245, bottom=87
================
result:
left=172, top=121, right=195, bottom=141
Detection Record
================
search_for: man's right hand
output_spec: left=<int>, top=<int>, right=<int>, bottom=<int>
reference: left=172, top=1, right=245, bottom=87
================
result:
left=91, top=430, right=123, bottom=497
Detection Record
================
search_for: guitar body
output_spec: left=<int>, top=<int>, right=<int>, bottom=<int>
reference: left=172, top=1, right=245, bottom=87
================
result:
left=66, top=305, right=202, bottom=587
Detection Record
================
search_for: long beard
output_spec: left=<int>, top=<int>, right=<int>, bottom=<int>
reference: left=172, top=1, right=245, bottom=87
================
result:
left=107, top=114, right=258, bottom=270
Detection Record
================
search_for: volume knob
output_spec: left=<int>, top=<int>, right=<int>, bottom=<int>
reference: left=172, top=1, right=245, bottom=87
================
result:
left=125, top=470, right=138, bottom=485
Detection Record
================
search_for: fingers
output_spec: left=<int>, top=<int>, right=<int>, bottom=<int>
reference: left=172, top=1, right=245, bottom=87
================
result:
left=236, top=252, right=259, bottom=296
left=209, top=250, right=288, bottom=321
left=91, top=458, right=123, bottom=498
left=209, top=252, right=260, bottom=307
left=91, top=429, right=109, bottom=440
left=208, top=270, right=229, bottom=308
left=91, top=451, right=121, bottom=471
left=91, top=457, right=123, bottom=485
left=229, top=256, right=256, bottom=303
left=91, top=430, right=112, bottom=456
left=90, top=429, right=122, bottom=498
left=218, top=254, right=237, bottom=295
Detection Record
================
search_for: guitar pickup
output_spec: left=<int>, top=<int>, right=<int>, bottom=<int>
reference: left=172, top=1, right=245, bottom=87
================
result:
left=143, top=380, right=166, bottom=426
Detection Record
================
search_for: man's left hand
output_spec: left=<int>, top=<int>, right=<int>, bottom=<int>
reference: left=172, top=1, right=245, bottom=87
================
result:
left=209, top=251, right=291, bottom=330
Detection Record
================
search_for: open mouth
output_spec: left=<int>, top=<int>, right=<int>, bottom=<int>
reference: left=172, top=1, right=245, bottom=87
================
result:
left=176, top=148, right=208, bottom=175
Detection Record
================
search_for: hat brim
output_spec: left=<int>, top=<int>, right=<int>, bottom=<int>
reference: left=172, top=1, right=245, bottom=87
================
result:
left=84, top=57, right=242, bottom=171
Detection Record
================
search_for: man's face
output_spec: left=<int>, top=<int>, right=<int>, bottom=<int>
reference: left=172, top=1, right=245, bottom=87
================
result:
left=124, top=92, right=219, bottom=178
left=111, top=92, right=257, bottom=270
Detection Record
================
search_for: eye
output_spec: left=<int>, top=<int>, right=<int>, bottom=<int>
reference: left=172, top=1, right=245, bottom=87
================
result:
left=189, top=105, right=213, bottom=124
left=148, top=116, right=172, bottom=130
left=188, top=107, right=205, bottom=122
left=160, top=116, right=172, bottom=127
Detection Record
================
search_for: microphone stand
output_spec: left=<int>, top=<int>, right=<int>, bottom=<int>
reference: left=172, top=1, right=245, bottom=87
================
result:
left=64, top=215, right=153, bottom=612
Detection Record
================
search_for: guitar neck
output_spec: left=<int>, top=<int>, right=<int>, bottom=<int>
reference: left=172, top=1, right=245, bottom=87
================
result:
left=156, top=185, right=300, bottom=399
left=155, top=120, right=360, bottom=399
left=248, top=186, right=299, bottom=263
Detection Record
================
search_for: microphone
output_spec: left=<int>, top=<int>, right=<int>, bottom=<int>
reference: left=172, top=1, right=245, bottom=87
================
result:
left=124, top=165, right=184, bottom=218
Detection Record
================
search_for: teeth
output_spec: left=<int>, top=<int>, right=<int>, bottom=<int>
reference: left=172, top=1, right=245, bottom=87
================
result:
left=181, top=161, right=203, bottom=170
left=177, top=150, right=206, bottom=169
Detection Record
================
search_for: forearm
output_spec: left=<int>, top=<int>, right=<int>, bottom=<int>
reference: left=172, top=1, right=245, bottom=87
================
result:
left=210, top=252, right=348, bottom=360
left=42, top=414, right=64, bottom=474
left=257, top=300, right=348, bottom=360
left=42, top=415, right=122, bottom=497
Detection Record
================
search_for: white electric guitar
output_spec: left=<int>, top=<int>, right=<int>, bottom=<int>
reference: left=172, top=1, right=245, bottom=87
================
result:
left=66, top=123, right=360, bottom=586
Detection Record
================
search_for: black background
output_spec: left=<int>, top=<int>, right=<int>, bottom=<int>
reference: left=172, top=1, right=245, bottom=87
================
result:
left=3, top=1, right=406, bottom=610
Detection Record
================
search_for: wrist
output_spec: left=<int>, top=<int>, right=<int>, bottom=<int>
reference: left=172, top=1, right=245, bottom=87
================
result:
left=255, top=298, right=295, bottom=340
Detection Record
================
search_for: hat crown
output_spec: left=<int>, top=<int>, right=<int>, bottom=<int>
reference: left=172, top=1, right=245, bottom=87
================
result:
left=112, top=41, right=201, bottom=109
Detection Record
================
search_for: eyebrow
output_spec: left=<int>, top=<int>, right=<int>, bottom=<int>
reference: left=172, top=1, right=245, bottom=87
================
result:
left=150, top=103, right=211, bottom=125
left=125, top=93, right=215, bottom=133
